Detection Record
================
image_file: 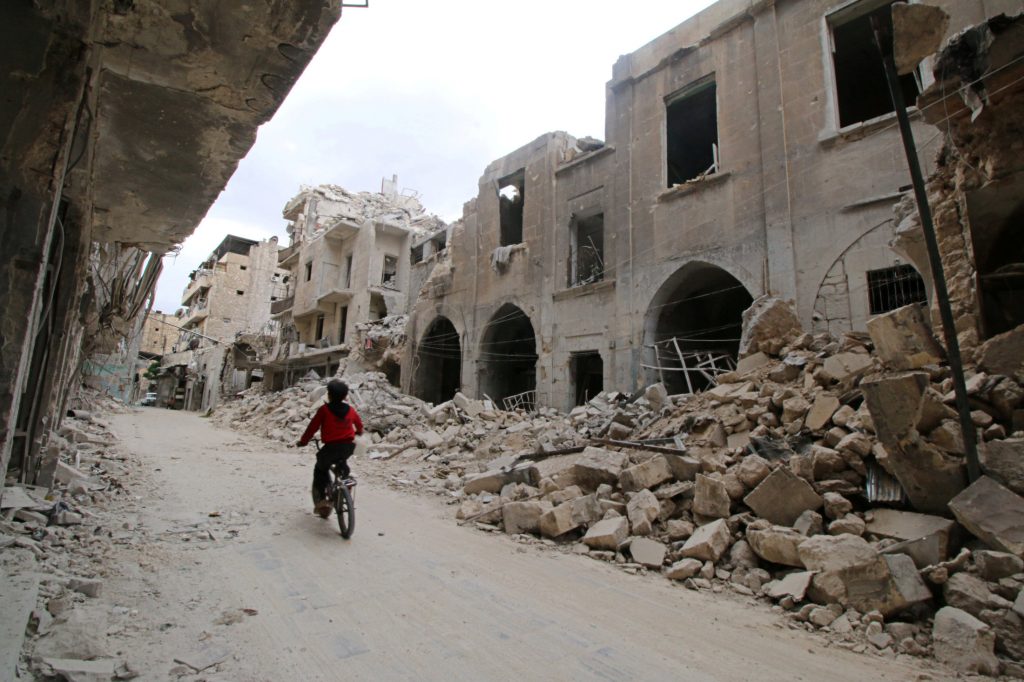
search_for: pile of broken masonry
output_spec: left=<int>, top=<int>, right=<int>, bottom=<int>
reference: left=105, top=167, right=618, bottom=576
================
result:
left=214, top=296, right=1024, bottom=677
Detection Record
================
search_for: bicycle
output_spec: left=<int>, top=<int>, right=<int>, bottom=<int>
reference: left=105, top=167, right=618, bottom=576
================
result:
left=311, top=439, right=356, bottom=539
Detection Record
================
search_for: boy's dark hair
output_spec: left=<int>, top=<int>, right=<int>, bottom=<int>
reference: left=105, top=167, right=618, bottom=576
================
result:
left=327, top=379, right=349, bottom=404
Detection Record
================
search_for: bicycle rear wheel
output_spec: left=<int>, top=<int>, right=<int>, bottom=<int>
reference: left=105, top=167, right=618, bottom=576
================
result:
left=335, top=484, right=354, bottom=538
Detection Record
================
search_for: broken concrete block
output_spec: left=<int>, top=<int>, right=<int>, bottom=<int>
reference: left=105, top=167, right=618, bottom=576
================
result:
left=979, top=438, right=1024, bottom=495
left=664, top=518, right=694, bottom=541
left=582, top=516, right=629, bottom=550
left=680, top=519, right=732, bottom=562
left=746, top=525, right=806, bottom=567
left=618, top=456, right=672, bottom=492
left=821, top=492, right=852, bottom=520
left=502, top=501, right=552, bottom=535
left=692, top=474, right=731, bottom=519
left=793, top=510, right=824, bottom=536
left=743, top=467, right=822, bottom=526
left=411, top=428, right=444, bottom=450
left=944, top=572, right=1008, bottom=618
left=883, top=553, right=931, bottom=605
left=828, top=514, right=865, bottom=536
left=453, top=392, right=483, bottom=417
left=738, top=295, right=803, bottom=358
left=820, top=353, right=873, bottom=384
left=626, top=489, right=660, bottom=536
left=865, top=509, right=956, bottom=561
left=862, top=373, right=967, bottom=514
left=663, top=453, right=701, bottom=482
left=804, top=394, right=840, bottom=432
left=764, top=571, right=815, bottom=602
left=644, top=383, right=668, bottom=411
left=570, top=494, right=604, bottom=527
left=538, top=503, right=578, bottom=538
left=949, top=476, right=1024, bottom=557
left=732, top=456, right=769, bottom=491
left=463, top=470, right=509, bottom=495
left=974, top=550, right=1024, bottom=582
left=572, top=447, right=627, bottom=490
left=781, top=396, right=810, bottom=425
left=978, top=324, right=1024, bottom=383
left=607, top=422, right=633, bottom=440
left=932, top=606, right=1000, bottom=676
left=866, top=304, right=944, bottom=370
left=54, top=461, right=90, bottom=486
left=629, top=537, right=667, bottom=568
left=665, top=558, right=703, bottom=580
left=735, top=351, right=770, bottom=375
left=810, top=446, right=845, bottom=480
left=67, top=577, right=102, bottom=598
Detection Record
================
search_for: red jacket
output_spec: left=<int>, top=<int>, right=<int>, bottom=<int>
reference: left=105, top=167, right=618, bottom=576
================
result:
left=299, top=403, right=363, bottom=446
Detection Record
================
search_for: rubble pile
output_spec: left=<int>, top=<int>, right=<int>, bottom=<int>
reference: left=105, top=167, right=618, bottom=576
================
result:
left=347, top=315, right=409, bottom=375
left=2, top=399, right=142, bottom=679
left=211, top=297, right=1024, bottom=675
left=297, top=183, right=446, bottom=237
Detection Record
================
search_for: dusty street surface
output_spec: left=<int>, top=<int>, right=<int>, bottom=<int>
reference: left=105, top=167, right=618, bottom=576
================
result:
left=86, top=408, right=933, bottom=681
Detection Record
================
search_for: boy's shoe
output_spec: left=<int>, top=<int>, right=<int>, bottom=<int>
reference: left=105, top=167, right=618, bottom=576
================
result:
left=314, top=500, right=332, bottom=518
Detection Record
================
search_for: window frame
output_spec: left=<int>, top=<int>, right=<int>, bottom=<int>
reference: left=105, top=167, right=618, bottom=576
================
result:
left=664, top=74, right=719, bottom=188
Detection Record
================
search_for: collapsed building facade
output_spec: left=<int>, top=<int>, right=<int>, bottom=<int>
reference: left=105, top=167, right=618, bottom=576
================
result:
left=405, top=0, right=1021, bottom=413
left=0, top=2, right=340, bottom=487
left=157, top=235, right=287, bottom=411
left=264, top=179, right=446, bottom=389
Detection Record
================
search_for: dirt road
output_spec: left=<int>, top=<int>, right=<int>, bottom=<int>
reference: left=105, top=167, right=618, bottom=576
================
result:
left=106, top=408, right=928, bottom=681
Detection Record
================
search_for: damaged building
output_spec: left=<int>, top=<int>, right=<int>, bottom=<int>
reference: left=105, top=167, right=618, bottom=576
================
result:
left=157, top=235, right=287, bottom=411
left=0, top=1, right=340, bottom=486
left=405, top=0, right=1022, bottom=412
left=263, top=178, right=446, bottom=389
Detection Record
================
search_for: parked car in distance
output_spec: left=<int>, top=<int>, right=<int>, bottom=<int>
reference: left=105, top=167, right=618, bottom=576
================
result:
left=141, top=392, right=158, bottom=406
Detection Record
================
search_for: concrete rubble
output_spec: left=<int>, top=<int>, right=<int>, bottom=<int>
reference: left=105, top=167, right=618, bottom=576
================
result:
left=203, top=294, right=1024, bottom=675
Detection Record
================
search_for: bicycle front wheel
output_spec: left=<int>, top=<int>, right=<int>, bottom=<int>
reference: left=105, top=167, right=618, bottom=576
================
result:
left=335, top=484, right=355, bottom=539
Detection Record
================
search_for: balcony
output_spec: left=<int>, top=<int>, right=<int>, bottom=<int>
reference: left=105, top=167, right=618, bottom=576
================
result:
left=270, top=295, right=294, bottom=317
left=180, top=301, right=209, bottom=326
left=181, top=269, right=213, bottom=305
left=278, top=244, right=300, bottom=268
left=324, top=218, right=360, bottom=242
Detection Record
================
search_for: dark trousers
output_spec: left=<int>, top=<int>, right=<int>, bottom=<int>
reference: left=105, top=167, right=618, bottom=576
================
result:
left=312, top=441, right=355, bottom=504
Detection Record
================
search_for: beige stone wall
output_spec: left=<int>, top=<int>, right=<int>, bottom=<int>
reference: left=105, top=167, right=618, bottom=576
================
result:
left=140, top=311, right=180, bottom=356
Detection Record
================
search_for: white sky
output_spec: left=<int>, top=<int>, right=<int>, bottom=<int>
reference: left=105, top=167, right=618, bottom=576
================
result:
left=153, top=0, right=717, bottom=313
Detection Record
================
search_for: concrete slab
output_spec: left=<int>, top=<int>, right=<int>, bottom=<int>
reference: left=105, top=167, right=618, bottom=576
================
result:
left=0, top=551, right=39, bottom=680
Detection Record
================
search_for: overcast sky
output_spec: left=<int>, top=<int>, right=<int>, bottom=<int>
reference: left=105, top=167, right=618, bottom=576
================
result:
left=153, top=0, right=716, bottom=313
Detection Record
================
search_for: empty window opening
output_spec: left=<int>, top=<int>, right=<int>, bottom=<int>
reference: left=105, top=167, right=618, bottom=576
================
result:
left=478, top=304, right=537, bottom=410
left=240, top=265, right=247, bottom=270
left=498, top=170, right=525, bottom=246
left=315, top=314, right=325, bottom=342
left=411, top=244, right=424, bottom=265
left=339, top=306, right=348, bottom=343
left=569, top=213, right=605, bottom=287
left=413, top=317, right=461, bottom=405
left=236, top=290, right=244, bottom=295
left=271, top=296, right=278, bottom=302
left=382, top=255, right=398, bottom=287
left=666, top=79, right=718, bottom=187
left=571, top=351, right=604, bottom=406
left=344, top=254, right=353, bottom=288
left=866, top=264, right=927, bottom=315
left=831, top=0, right=919, bottom=128
left=643, top=263, right=753, bottom=394
left=369, top=292, right=388, bottom=320
left=431, top=234, right=447, bottom=255
left=304, top=262, right=312, bottom=281
left=968, top=190, right=1024, bottom=338
left=382, top=357, right=401, bottom=388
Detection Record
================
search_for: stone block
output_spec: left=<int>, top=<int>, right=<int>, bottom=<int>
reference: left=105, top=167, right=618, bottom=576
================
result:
left=582, top=516, right=629, bottom=550
left=746, top=525, right=805, bottom=567
left=805, top=394, right=840, bottom=432
left=54, top=461, right=90, bottom=486
left=626, top=489, right=660, bottom=536
left=879, top=534, right=945, bottom=569
left=733, top=454, right=771, bottom=489
left=618, top=456, right=672, bottom=492
left=570, top=494, right=604, bottom=526
left=866, top=304, right=943, bottom=370
left=664, top=518, right=694, bottom=541
left=693, top=474, right=730, bottom=519
left=865, top=509, right=956, bottom=561
left=974, top=550, right=1024, bottom=581
left=453, top=392, right=483, bottom=416
left=932, top=607, right=999, bottom=676
left=629, top=537, right=667, bottom=568
left=665, top=558, right=703, bottom=580
left=820, top=353, right=873, bottom=383
left=828, top=514, right=865, bottom=536
left=764, top=571, right=815, bottom=601
left=67, top=578, right=102, bottom=598
left=572, top=447, right=627, bottom=490
left=411, top=428, right=444, bottom=450
left=793, top=510, right=823, bottom=536
left=736, top=352, right=770, bottom=375
left=738, top=295, right=803, bottom=358
left=821, top=492, right=852, bottom=520
left=743, top=467, right=823, bottom=526
left=538, top=503, right=578, bottom=538
left=978, top=324, right=1024, bottom=383
left=663, top=453, right=701, bottom=481
left=979, top=438, right=1024, bottom=495
left=949, top=476, right=1024, bottom=557
left=644, top=383, right=668, bottom=411
left=463, top=470, right=509, bottom=495
left=883, top=553, right=931, bottom=605
left=680, top=519, right=732, bottom=562
left=502, top=501, right=551, bottom=535
left=781, top=396, right=810, bottom=424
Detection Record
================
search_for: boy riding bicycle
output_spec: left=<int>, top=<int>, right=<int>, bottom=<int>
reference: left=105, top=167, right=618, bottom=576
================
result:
left=297, top=379, right=363, bottom=518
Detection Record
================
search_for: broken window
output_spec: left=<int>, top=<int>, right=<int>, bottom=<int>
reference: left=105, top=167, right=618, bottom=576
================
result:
left=411, top=244, right=424, bottom=265
left=830, top=0, right=919, bottom=128
left=304, top=262, right=312, bottom=282
left=431, top=234, right=446, bottom=255
left=569, top=213, right=605, bottom=287
left=571, top=351, right=603, bottom=406
left=381, top=255, right=398, bottom=287
left=344, top=254, right=353, bottom=288
left=666, top=78, right=718, bottom=187
left=315, top=314, right=325, bottom=341
left=867, top=264, right=927, bottom=315
left=236, top=290, right=244, bottom=296
left=370, top=292, right=388, bottom=320
left=498, top=170, right=525, bottom=246
left=339, top=306, right=348, bottom=343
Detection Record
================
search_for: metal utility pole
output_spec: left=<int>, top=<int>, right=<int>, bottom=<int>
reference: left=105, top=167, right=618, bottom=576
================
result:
left=871, top=17, right=981, bottom=482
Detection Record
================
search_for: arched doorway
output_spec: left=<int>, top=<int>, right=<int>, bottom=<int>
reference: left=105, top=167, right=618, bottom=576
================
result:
left=478, top=304, right=537, bottom=410
left=643, top=262, right=754, bottom=394
left=413, top=316, right=461, bottom=405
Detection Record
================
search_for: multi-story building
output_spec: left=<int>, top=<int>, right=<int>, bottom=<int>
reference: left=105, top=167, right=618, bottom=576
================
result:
left=264, top=178, right=445, bottom=389
left=405, top=0, right=1020, bottom=412
left=140, top=310, right=181, bottom=357
left=160, top=235, right=287, bottom=410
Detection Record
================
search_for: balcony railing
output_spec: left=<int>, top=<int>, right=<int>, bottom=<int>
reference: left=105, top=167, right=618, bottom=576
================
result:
left=271, top=295, right=294, bottom=315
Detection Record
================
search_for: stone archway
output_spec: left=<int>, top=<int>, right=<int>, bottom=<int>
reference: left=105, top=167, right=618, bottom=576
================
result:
left=412, top=316, right=461, bottom=405
left=643, top=262, right=753, bottom=394
left=478, top=304, right=537, bottom=409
